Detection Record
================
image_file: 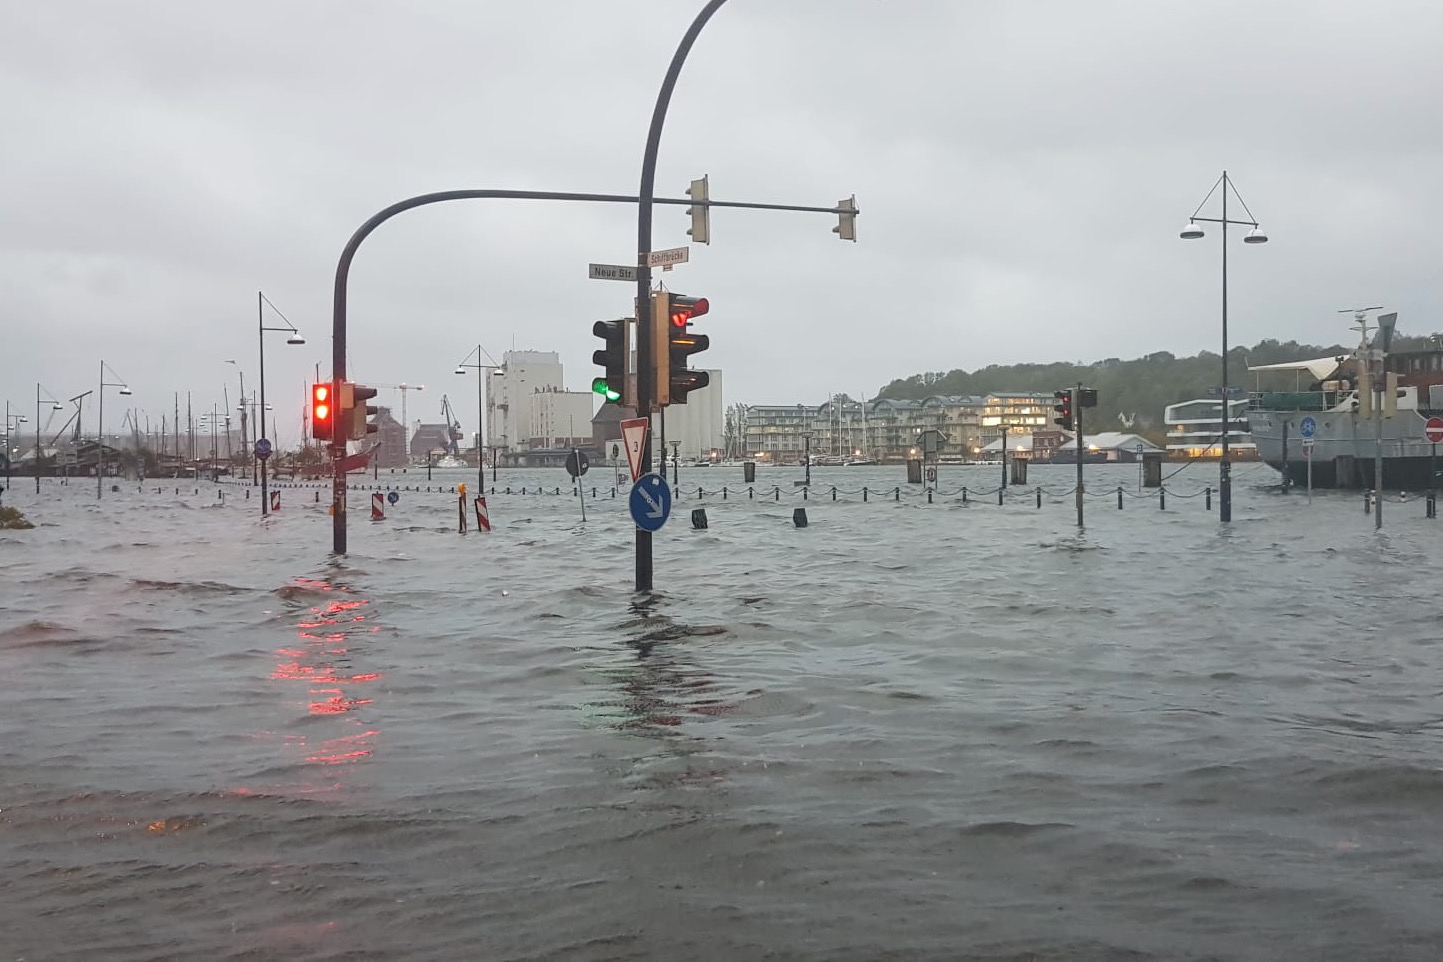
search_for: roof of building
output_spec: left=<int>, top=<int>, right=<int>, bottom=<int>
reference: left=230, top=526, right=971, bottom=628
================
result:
left=1057, top=432, right=1161, bottom=451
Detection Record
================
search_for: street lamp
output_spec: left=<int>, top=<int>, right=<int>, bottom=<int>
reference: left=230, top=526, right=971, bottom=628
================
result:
left=97, top=360, right=132, bottom=499
left=34, top=384, right=65, bottom=493
left=256, top=291, right=306, bottom=518
left=1179, top=169, right=1269, bottom=523
left=4, top=409, right=27, bottom=493
left=455, top=345, right=505, bottom=490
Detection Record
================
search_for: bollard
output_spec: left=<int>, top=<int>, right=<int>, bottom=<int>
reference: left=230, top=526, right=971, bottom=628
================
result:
left=998, top=487, right=1003, bottom=506
left=1037, top=488, right=1042, bottom=509
left=803, top=486, right=808, bottom=501
left=474, top=496, right=490, bottom=532
left=831, top=486, right=837, bottom=501
left=697, top=486, right=703, bottom=499
left=691, top=507, right=708, bottom=529
left=1428, top=492, right=1437, bottom=519
left=962, top=487, right=968, bottom=504
left=458, top=493, right=467, bottom=533
left=1160, top=486, right=1166, bottom=510
left=774, top=486, right=780, bottom=502
left=927, top=488, right=933, bottom=504
left=793, top=507, right=808, bottom=528
left=723, top=486, right=728, bottom=500
left=1205, top=486, right=1212, bottom=511
left=315, top=491, right=320, bottom=503
left=863, top=486, right=868, bottom=502
left=1117, top=485, right=1123, bottom=509
left=611, top=487, right=617, bottom=498
left=592, top=487, right=596, bottom=498
left=749, top=486, right=754, bottom=499
left=245, top=489, right=249, bottom=499
left=894, top=486, right=900, bottom=502
left=521, top=487, right=526, bottom=495
left=1364, top=490, right=1372, bottom=514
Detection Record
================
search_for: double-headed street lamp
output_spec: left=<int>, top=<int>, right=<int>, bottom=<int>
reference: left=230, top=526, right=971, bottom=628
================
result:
left=455, top=345, right=505, bottom=490
left=97, top=361, right=132, bottom=498
left=256, top=291, right=306, bottom=517
left=35, top=384, right=64, bottom=493
left=1179, top=169, right=1269, bottom=523
left=4, top=408, right=26, bottom=492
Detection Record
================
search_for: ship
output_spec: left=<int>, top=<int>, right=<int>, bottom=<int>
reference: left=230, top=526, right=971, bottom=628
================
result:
left=1246, top=317, right=1443, bottom=490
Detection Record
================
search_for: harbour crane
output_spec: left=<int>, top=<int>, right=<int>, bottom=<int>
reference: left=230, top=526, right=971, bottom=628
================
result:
left=439, top=395, right=464, bottom=456
left=368, top=382, right=425, bottom=453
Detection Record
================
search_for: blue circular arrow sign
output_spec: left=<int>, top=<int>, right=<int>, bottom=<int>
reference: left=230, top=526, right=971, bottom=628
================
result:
left=387, top=490, right=399, bottom=504
left=629, top=473, right=672, bottom=532
left=254, top=438, right=273, bottom=459
left=1298, top=416, right=1317, bottom=439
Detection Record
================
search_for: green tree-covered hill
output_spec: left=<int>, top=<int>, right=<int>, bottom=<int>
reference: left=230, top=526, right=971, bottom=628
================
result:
left=876, top=335, right=1439, bottom=442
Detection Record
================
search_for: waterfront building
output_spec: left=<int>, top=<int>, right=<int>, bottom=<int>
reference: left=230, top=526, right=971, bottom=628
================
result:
left=529, top=387, right=596, bottom=450
left=917, top=394, right=986, bottom=457
left=486, top=350, right=563, bottom=455
left=369, top=407, right=408, bottom=469
left=1163, top=398, right=1255, bottom=459
left=410, top=422, right=457, bottom=459
left=742, top=404, right=814, bottom=462
left=980, top=392, right=1053, bottom=447
left=1056, top=431, right=1163, bottom=462
left=867, top=398, right=924, bottom=457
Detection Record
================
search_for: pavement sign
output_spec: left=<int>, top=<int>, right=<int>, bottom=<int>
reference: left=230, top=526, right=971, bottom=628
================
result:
left=621, top=417, right=648, bottom=483
left=565, top=449, right=590, bottom=478
left=254, top=438, right=272, bottom=460
left=588, top=263, right=638, bottom=282
left=1299, top=416, right=1316, bottom=439
left=1426, top=416, right=1443, bottom=444
left=629, top=473, right=672, bottom=532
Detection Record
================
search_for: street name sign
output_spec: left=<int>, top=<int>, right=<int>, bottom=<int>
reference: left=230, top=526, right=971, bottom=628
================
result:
left=643, top=246, right=689, bottom=269
left=588, top=263, right=638, bottom=282
left=1426, top=416, right=1443, bottom=444
left=629, top=473, right=672, bottom=532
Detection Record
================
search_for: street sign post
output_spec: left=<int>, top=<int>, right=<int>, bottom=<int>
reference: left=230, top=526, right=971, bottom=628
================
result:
left=588, top=263, right=639, bottom=282
left=1424, top=416, right=1443, bottom=444
left=629, top=473, right=672, bottom=532
left=621, top=417, right=648, bottom=483
left=1303, top=439, right=1314, bottom=504
left=1427, top=417, right=1443, bottom=519
left=644, top=246, right=689, bottom=269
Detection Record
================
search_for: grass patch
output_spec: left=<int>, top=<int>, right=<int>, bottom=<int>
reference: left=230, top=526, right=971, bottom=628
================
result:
left=0, top=505, right=34, bottom=529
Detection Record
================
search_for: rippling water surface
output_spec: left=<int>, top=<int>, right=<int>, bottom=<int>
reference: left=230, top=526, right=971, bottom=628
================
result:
left=2, top=462, right=1441, bottom=961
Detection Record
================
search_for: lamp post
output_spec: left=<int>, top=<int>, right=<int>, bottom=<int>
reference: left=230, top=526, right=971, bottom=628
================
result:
left=226, top=361, right=249, bottom=480
left=96, top=361, right=132, bottom=498
left=35, top=384, right=64, bottom=493
left=256, top=291, right=306, bottom=517
left=4, top=408, right=27, bottom=493
left=1179, top=170, right=1269, bottom=523
left=455, top=345, right=504, bottom=493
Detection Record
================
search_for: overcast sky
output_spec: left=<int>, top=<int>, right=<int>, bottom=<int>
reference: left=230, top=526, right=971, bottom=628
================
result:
left=3, top=0, right=1441, bottom=448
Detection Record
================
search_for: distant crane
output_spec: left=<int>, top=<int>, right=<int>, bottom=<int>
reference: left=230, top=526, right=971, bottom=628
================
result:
left=439, top=395, right=464, bottom=456
left=369, top=382, right=425, bottom=452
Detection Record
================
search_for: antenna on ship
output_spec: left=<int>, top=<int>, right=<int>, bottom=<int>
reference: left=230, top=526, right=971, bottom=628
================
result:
left=1341, top=305, right=1385, bottom=355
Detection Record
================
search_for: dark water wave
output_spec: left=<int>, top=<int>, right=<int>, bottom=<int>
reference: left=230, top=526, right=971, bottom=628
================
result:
left=1, top=466, right=1442, bottom=960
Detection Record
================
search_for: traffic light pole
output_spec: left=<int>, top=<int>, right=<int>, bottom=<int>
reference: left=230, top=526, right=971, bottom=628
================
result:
left=1075, top=384, right=1084, bottom=529
left=633, top=0, right=730, bottom=594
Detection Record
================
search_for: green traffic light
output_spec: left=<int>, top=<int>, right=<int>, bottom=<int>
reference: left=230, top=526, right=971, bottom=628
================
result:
left=592, top=377, right=620, bottom=402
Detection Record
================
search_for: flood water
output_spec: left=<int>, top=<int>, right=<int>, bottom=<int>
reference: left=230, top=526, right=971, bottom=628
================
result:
left=2, top=462, right=1441, bottom=961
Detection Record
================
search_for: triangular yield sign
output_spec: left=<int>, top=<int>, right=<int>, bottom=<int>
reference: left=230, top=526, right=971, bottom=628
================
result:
left=620, top=417, right=648, bottom=483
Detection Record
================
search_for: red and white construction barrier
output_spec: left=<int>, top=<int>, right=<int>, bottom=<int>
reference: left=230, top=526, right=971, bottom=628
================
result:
left=474, top=496, right=491, bottom=532
left=371, top=493, right=384, bottom=520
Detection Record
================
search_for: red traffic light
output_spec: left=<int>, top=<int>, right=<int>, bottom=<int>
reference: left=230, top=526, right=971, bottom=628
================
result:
left=313, top=384, right=331, bottom=421
left=670, top=296, right=709, bottom=327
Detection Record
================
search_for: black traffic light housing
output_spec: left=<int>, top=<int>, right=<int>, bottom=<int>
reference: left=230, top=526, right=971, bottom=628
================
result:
left=591, top=319, right=630, bottom=405
left=651, top=292, right=710, bottom=405
left=1053, top=389, right=1074, bottom=430
left=311, top=383, right=333, bottom=441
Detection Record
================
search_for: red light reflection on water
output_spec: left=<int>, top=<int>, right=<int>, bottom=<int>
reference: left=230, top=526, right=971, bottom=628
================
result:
left=271, top=578, right=384, bottom=766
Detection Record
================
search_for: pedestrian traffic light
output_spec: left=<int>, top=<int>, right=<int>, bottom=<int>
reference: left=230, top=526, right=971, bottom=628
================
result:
left=591, top=318, right=630, bottom=405
left=652, top=292, right=711, bottom=405
left=686, top=175, right=710, bottom=245
left=1053, top=389, right=1073, bottom=430
left=349, top=384, right=379, bottom=440
left=311, top=383, right=333, bottom=441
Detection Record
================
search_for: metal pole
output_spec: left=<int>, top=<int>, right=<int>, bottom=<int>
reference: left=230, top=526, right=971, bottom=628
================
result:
left=1000, top=423, right=1008, bottom=489
left=35, top=385, right=40, bottom=494
left=484, top=346, right=490, bottom=493
left=4, top=401, right=10, bottom=494
left=1431, top=441, right=1437, bottom=517
left=1374, top=351, right=1384, bottom=530
left=97, top=360, right=104, bottom=499
left=1075, top=385, right=1084, bottom=528
left=633, top=0, right=730, bottom=593
left=258, top=291, right=272, bottom=516
left=1220, top=170, right=1232, bottom=523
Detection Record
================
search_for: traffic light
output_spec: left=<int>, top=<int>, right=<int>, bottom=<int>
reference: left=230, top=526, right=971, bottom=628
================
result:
left=591, top=318, right=630, bottom=405
left=685, top=175, right=710, bottom=245
left=1053, top=389, right=1073, bottom=430
left=349, top=384, right=379, bottom=440
left=652, top=292, right=711, bottom=405
left=311, top=383, right=333, bottom=441
left=833, top=195, right=858, bottom=242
